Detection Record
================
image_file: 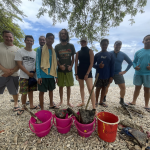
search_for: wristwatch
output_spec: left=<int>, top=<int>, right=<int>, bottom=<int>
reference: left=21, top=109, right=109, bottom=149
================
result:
left=74, top=74, right=77, bottom=76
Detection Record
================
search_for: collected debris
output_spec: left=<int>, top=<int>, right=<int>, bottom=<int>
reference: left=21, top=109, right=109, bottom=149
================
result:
left=54, top=109, right=68, bottom=119
left=119, top=119, right=143, bottom=131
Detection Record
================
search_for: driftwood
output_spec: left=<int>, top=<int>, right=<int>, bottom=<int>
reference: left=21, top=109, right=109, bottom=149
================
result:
left=23, top=105, right=42, bottom=124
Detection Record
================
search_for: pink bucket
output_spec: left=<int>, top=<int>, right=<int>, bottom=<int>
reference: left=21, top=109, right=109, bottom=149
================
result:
left=29, top=110, right=53, bottom=137
left=53, top=114, right=73, bottom=134
left=74, top=112, right=96, bottom=138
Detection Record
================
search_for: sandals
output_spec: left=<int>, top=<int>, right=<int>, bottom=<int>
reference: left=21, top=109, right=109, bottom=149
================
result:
left=95, top=102, right=98, bottom=107
left=49, top=105, right=59, bottom=109
left=17, top=109, right=24, bottom=115
left=30, top=106, right=40, bottom=109
left=128, top=102, right=135, bottom=106
left=99, top=102, right=108, bottom=107
left=11, top=99, right=20, bottom=102
left=13, top=107, right=20, bottom=112
left=144, top=107, right=150, bottom=112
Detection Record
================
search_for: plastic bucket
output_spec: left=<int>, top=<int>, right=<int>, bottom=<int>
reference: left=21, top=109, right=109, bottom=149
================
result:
left=97, top=112, right=120, bottom=142
left=53, top=114, right=73, bottom=134
left=73, top=112, right=96, bottom=138
left=29, top=110, right=53, bottom=137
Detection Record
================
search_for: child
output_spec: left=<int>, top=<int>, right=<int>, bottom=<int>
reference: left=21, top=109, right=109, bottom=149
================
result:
left=93, top=39, right=114, bottom=107
left=15, top=35, right=40, bottom=115
left=128, top=35, right=150, bottom=112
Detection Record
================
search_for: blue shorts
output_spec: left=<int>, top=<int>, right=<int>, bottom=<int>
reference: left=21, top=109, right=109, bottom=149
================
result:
left=133, top=75, right=150, bottom=88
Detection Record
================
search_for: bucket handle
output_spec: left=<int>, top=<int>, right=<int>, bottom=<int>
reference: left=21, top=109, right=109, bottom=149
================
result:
left=74, top=118, right=96, bottom=135
left=53, top=115, right=73, bottom=129
left=29, top=120, right=53, bottom=134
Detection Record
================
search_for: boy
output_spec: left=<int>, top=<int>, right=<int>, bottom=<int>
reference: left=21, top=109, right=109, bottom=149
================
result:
left=128, top=35, right=150, bottom=112
left=15, top=35, right=40, bottom=115
left=93, top=39, right=114, bottom=107
left=36, top=33, right=58, bottom=110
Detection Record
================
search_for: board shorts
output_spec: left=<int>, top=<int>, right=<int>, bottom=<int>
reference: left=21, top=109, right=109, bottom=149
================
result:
left=19, top=78, right=37, bottom=94
left=95, top=79, right=109, bottom=88
left=38, top=78, right=56, bottom=92
left=0, top=76, right=19, bottom=95
left=113, top=74, right=125, bottom=84
left=133, top=75, right=150, bottom=88
left=57, top=71, right=74, bottom=87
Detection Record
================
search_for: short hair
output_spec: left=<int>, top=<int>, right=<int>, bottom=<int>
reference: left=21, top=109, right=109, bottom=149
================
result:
left=2, top=30, right=13, bottom=36
left=25, top=35, right=34, bottom=41
left=100, top=39, right=109, bottom=45
left=46, top=33, right=55, bottom=39
left=143, top=35, right=150, bottom=41
left=39, top=35, right=45, bottom=40
left=59, top=29, right=69, bottom=42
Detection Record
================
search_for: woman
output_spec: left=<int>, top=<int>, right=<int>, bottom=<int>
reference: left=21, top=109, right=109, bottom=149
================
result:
left=75, top=37, right=95, bottom=109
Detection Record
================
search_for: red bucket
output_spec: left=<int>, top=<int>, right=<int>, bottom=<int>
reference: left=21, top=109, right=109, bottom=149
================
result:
left=97, top=112, right=120, bottom=142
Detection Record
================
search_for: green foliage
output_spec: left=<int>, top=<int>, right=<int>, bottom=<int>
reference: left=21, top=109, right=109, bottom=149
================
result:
left=37, top=0, right=147, bottom=44
left=34, top=47, right=38, bottom=51
left=0, top=0, right=25, bottom=48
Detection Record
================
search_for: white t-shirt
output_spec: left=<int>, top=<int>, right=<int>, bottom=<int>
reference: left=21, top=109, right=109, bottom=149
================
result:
left=15, top=48, right=36, bottom=79
left=0, top=42, right=19, bottom=77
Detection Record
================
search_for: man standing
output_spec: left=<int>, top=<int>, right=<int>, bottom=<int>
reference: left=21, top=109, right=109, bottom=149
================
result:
left=0, top=30, right=19, bottom=111
left=26, top=36, right=46, bottom=105
left=55, top=29, right=76, bottom=107
left=36, top=33, right=58, bottom=110
left=105, top=41, right=132, bottom=106
left=128, top=35, right=150, bottom=112
left=34, top=36, right=46, bottom=52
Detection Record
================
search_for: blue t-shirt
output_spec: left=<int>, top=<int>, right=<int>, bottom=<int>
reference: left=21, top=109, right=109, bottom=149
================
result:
left=110, top=51, right=133, bottom=75
left=93, top=51, right=115, bottom=79
left=36, top=47, right=54, bottom=79
left=133, top=48, right=150, bottom=75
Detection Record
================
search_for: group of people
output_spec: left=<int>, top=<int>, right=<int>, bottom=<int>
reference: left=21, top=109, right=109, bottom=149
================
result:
left=0, top=29, right=150, bottom=115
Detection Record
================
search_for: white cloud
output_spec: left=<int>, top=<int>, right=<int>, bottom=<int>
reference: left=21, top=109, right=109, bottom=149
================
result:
left=18, top=0, right=150, bottom=57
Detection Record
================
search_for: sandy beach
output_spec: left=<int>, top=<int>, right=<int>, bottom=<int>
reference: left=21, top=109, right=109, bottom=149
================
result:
left=0, top=86, right=150, bottom=150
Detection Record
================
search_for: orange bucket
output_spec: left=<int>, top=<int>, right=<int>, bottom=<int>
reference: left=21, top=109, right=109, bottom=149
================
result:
left=96, top=112, right=120, bottom=142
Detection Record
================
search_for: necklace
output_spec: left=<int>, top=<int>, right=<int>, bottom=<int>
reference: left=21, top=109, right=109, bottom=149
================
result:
left=4, top=43, right=13, bottom=49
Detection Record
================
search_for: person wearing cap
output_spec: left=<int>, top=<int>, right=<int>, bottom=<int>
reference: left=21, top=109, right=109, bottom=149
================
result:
left=55, top=29, right=76, bottom=107
left=75, top=37, right=96, bottom=109
left=15, top=35, right=40, bottom=115
left=104, top=40, right=132, bottom=106
left=93, top=39, right=114, bottom=107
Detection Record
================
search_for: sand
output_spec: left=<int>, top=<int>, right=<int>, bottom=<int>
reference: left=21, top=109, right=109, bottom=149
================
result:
left=0, top=86, right=149, bottom=150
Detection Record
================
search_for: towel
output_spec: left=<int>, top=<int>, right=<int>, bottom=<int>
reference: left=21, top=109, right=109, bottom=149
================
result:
left=41, top=44, right=57, bottom=77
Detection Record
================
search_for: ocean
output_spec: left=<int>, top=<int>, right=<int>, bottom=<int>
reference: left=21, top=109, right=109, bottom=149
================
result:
left=73, top=63, right=135, bottom=87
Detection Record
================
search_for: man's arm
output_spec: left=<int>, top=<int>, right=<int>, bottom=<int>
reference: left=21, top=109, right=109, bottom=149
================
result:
left=124, top=54, right=133, bottom=72
left=133, top=52, right=138, bottom=68
left=0, top=64, right=11, bottom=74
left=36, top=48, right=41, bottom=79
left=17, top=61, right=34, bottom=78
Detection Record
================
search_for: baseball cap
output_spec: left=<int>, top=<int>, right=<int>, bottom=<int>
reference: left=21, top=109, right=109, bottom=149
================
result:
left=80, top=37, right=88, bottom=42
left=114, top=41, right=122, bottom=45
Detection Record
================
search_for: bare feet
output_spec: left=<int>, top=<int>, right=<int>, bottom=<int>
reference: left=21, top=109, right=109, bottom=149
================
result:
left=57, top=102, right=63, bottom=107
left=77, top=103, right=85, bottom=107
left=67, top=103, right=74, bottom=107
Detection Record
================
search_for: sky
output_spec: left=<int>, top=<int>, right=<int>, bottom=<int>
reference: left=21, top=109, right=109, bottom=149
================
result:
left=17, top=0, right=150, bottom=60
